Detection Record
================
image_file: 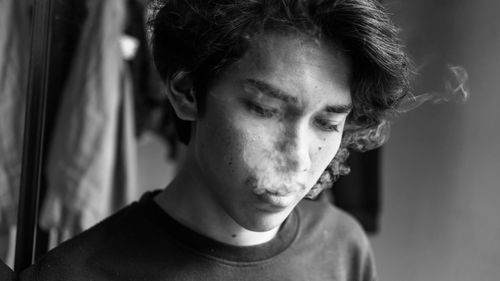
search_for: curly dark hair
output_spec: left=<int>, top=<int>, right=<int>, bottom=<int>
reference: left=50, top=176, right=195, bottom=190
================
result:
left=147, top=0, right=411, bottom=197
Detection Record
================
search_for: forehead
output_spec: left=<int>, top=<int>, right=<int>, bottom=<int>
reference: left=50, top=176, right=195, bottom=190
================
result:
left=221, top=32, right=352, bottom=106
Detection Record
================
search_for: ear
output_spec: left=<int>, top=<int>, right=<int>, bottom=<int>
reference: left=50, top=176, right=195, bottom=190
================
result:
left=166, top=71, right=197, bottom=121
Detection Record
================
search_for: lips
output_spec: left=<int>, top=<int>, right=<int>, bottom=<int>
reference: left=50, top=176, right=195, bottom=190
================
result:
left=256, top=191, right=296, bottom=208
left=253, top=185, right=300, bottom=196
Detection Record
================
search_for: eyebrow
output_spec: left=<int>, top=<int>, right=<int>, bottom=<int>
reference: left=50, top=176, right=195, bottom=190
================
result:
left=324, top=103, right=352, bottom=114
left=245, top=78, right=352, bottom=114
left=246, top=79, right=298, bottom=104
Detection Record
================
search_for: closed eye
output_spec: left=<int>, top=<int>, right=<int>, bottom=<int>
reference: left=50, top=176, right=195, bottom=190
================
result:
left=245, top=101, right=280, bottom=118
left=313, top=118, right=340, bottom=132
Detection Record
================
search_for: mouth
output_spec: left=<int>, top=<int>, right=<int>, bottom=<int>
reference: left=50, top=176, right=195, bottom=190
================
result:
left=246, top=175, right=307, bottom=209
left=256, top=191, right=297, bottom=209
left=252, top=182, right=306, bottom=196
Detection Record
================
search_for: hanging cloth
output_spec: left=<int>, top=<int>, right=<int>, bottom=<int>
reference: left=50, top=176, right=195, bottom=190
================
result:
left=39, top=0, right=137, bottom=242
left=0, top=0, right=30, bottom=230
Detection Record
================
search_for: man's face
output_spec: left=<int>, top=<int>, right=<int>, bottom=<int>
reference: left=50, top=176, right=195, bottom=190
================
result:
left=191, top=32, right=352, bottom=232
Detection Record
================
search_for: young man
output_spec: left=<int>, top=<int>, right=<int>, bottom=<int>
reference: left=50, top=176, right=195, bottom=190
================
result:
left=20, top=0, right=410, bottom=280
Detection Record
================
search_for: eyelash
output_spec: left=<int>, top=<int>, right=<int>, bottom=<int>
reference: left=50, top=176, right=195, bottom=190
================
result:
left=245, top=101, right=340, bottom=133
left=245, top=102, right=279, bottom=118
left=313, top=118, right=340, bottom=133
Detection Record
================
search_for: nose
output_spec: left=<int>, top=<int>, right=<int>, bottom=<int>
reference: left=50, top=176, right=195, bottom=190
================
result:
left=276, top=122, right=312, bottom=173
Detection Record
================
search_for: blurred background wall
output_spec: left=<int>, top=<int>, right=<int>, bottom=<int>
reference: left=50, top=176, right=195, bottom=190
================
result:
left=371, top=0, right=500, bottom=280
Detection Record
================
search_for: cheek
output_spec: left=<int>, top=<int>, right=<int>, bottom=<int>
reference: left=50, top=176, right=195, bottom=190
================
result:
left=310, top=137, right=342, bottom=175
left=206, top=112, right=262, bottom=176
left=239, top=129, right=273, bottom=174
left=216, top=125, right=243, bottom=167
left=196, top=107, right=240, bottom=175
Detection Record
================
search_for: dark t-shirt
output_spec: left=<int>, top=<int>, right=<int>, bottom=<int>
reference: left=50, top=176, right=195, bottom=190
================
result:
left=19, top=191, right=376, bottom=281
left=0, top=259, right=14, bottom=281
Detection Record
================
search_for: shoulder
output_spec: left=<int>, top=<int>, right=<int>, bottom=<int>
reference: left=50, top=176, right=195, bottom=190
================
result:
left=19, top=199, right=152, bottom=281
left=295, top=199, right=377, bottom=281
left=297, top=198, right=370, bottom=245
left=0, top=260, right=14, bottom=281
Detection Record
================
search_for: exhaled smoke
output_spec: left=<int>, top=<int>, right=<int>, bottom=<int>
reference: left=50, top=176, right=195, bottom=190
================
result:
left=306, top=64, right=471, bottom=199
left=397, top=64, right=470, bottom=113
left=247, top=148, right=307, bottom=196
left=345, top=64, right=470, bottom=152
left=343, top=119, right=391, bottom=152
left=306, top=120, right=390, bottom=199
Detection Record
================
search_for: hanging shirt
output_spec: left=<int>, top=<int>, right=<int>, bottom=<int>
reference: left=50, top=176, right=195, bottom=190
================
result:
left=40, top=0, right=137, bottom=240
left=0, top=0, right=30, bottom=229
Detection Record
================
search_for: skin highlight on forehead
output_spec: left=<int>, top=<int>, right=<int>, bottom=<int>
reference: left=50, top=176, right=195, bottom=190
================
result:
left=223, top=32, right=352, bottom=113
left=245, top=32, right=349, bottom=76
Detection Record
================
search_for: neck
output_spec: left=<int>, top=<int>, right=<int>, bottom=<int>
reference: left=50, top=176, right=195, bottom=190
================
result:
left=154, top=148, right=279, bottom=246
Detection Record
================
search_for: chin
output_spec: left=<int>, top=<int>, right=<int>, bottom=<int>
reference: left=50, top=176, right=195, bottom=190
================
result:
left=237, top=208, right=292, bottom=233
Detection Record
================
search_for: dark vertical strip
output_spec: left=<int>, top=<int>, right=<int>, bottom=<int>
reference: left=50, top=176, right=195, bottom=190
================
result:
left=34, top=0, right=87, bottom=261
left=331, top=148, right=381, bottom=234
left=14, top=0, right=54, bottom=273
